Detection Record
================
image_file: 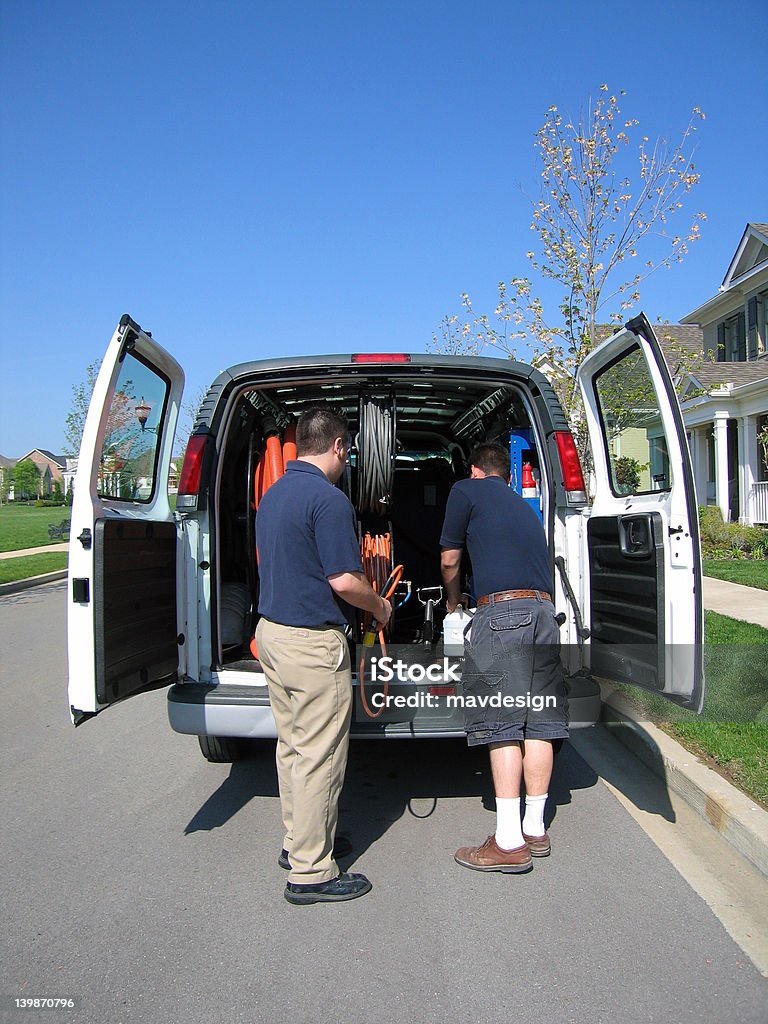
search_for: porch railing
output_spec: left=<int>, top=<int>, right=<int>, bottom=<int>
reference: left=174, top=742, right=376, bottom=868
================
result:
left=750, top=481, right=768, bottom=525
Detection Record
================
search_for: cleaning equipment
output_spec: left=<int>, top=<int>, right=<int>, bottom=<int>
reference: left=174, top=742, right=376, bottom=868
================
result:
left=357, top=392, right=396, bottom=513
left=250, top=417, right=289, bottom=659
left=521, top=462, right=537, bottom=497
left=282, top=420, right=297, bottom=464
left=358, top=558, right=405, bottom=719
left=443, top=605, right=474, bottom=656
left=416, top=586, right=443, bottom=644
left=509, top=429, right=543, bottom=522
left=521, top=461, right=542, bottom=519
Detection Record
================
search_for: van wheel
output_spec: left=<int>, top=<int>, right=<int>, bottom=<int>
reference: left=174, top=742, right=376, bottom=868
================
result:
left=197, top=735, right=247, bottom=763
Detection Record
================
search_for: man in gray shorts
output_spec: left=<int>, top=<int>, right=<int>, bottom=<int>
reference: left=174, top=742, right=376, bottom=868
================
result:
left=440, top=442, right=568, bottom=873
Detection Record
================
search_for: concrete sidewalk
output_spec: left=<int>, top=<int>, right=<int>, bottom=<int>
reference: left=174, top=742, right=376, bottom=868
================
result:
left=0, top=542, right=69, bottom=559
left=703, top=575, right=768, bottom=629
left=0, top=544, right=69, bottom=595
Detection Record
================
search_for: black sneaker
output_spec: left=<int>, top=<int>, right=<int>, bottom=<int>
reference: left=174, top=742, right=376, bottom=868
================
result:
left=284, top=872, right=372, bottom=905
left=278, top=835, right=353, bottom=871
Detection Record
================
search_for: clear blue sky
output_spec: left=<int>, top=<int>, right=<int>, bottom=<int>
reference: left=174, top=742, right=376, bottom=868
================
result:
left=1, top=0, right=766, bottom=456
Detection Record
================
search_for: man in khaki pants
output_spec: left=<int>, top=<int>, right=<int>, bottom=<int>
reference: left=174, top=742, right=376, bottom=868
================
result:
left=255, top=407, right=392, bottom=905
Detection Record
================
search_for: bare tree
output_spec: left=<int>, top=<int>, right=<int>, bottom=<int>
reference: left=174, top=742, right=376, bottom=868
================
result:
left=433, top=85, right=706, bottom=433
left=63, top=359, right=101, bottom=456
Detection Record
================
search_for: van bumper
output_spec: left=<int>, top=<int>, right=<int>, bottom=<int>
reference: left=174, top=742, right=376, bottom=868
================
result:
left=167, top=675, right=601, bottom=738
left=167, top=683, right=278, bottom=738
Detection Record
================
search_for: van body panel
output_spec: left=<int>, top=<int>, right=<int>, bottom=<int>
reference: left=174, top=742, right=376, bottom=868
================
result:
left=67, top=316, right=184, bottom=721
left=576, top=315, right=704, bottom=710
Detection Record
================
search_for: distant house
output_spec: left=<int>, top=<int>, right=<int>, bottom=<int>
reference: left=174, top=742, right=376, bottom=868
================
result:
left=681, top=223, right=768, bottom=524
left=0, top=455, right=16, bottom=500
left=15, top=449, right=67, bottom=498
left=61, top=457, right=179, bottom=498
left=62, top=457, right=78, bottom=499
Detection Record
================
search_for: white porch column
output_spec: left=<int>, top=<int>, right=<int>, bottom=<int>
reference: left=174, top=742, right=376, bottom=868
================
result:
left=740, top=415, right=758, bottom=524
left=713, top=412, right=730, bottom=522
left=687, top=429, right=703, bottom=506
left=695, top=426, right=710, bottom=505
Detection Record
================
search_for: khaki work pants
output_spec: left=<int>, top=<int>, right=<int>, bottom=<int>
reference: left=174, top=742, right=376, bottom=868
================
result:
left=255, top=617, right=353, bottom=884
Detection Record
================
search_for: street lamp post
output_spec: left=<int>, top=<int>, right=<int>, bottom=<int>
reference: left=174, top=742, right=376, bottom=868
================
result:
left=135, top=397, right=152, bottom=432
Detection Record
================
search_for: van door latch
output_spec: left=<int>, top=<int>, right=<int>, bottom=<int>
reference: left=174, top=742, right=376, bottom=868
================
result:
left=77, top=528, right=92, bottom=549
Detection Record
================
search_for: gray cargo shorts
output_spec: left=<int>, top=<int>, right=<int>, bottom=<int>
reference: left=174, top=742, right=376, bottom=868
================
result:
left=460, top=595, right=569, bottom=746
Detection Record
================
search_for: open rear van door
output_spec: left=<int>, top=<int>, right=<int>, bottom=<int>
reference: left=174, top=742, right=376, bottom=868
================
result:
left=67, top=315, right=184, bottom=724
left=577, top=314, right=704, bottom=711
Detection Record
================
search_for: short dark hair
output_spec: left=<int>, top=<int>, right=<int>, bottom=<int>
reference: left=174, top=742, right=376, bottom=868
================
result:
left=469, top=442, right=510, bottom=479
left=296, top=406, right=349, bottom=456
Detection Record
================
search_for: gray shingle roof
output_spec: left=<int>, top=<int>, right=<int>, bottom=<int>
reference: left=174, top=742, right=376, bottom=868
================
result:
left=689, top=360, right=768, bottom=389
left=595, top=322, right=704, bottom=374
left=596, top=322, right=768, bottom=391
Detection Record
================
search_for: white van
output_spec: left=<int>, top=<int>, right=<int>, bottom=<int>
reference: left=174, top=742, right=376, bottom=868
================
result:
left=67, top=313, right=703, bottom=761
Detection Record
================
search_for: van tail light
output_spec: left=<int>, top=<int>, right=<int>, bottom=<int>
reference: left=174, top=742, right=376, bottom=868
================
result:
left=177, top=434, right=207, bottom=506
left=351, top=353, right=411, bottom=363
left=554, top=431, right=587, bottom=504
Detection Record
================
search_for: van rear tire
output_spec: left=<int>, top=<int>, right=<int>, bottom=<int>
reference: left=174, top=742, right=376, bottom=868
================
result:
left=197, top=735, right=247, bottom=763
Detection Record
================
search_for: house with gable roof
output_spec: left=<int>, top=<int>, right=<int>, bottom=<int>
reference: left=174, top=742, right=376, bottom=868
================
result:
left=680, top=222, right=768, bottom=525
left=14, top=449, right=67, bottom=498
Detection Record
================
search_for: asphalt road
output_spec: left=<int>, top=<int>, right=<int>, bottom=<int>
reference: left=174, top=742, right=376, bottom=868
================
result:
left=1, top=582, right=765, bottom=1024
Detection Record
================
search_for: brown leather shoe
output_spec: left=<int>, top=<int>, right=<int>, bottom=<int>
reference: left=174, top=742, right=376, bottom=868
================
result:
left=454, top=835, right=533, bottom=873
left=523, top=831, right=551, bottom=857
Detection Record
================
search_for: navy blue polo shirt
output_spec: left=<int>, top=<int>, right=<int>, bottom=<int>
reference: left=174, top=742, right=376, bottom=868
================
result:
left=439, top=476, right=552, bottom=597
left=256, top=461, right=362, bottom=627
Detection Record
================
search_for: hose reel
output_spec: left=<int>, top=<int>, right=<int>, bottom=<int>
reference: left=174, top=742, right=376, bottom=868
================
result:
left=356, top=392, right=396, bottom=514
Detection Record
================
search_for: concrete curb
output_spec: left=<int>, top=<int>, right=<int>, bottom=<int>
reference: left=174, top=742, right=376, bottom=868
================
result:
left=0, top=571, right=67, bottom=596
left=599, top=683, right=768, bottom=880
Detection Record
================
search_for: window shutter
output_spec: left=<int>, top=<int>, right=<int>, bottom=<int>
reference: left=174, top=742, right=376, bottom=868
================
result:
left=748, top=297, right=759, bottom=359
left=737, top=311, right=747, bottom=361
left=717, top=322, right=726, bottom=361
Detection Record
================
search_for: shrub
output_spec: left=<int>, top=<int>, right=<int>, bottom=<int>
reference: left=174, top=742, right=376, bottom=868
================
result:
left=614, top=456, right=647, bottom=494
left=699, top=506, right=768, bottom=558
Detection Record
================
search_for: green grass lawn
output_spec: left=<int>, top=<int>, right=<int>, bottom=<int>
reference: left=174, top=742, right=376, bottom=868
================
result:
left=0, top=504, right=70, bottom=551
left=0, top=552, right=68, bottom=584
left=617, top=611, right=768, bottom=807
left=703, top=559, right=768, bottom=590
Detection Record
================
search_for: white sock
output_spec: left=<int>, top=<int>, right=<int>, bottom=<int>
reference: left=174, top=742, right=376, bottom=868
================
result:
left=495, top=797, right=524, bottom=850
left=522, top=793, right=548, bottom=837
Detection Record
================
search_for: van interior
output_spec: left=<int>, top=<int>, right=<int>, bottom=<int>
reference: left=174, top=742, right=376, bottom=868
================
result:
left=212, top=369, right=546, bottom=668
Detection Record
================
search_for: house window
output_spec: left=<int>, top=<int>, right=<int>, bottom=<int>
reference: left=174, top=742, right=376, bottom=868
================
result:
left=725, top=317, right=740, bottom=360
left=718, top=312, right=746, bottom=361
left=760, top=293, right=768, bottom=356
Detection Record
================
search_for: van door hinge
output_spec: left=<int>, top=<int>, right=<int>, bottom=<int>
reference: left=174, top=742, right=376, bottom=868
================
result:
left=77, top=528, right=92, bottom=549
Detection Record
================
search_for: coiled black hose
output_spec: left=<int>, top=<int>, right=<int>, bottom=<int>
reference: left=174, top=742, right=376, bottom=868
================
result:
left=357, top=393, right=395, bottom=513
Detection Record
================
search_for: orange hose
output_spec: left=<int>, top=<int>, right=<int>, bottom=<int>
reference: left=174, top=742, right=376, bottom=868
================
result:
left=253, top=453, right=265, bottom=507
left=252, top=425, right=290, bottom=658
left=265, top=433, right=283, bottom=489
left=358, top=530, right=403, bottom=719
left=283, top=421, right=297, bottom=464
